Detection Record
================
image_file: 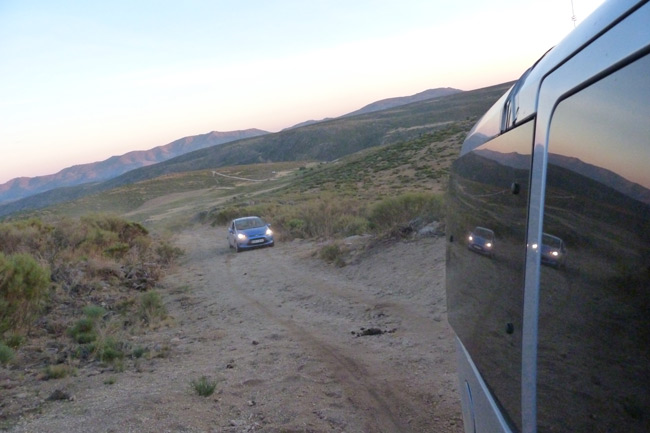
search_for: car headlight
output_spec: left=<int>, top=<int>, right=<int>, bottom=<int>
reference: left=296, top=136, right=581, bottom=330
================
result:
left=486, top=242, right=492, bottom=248
left=551, top=251, right=559, bottom=256
left=468, top=235, right=474, bottom=241
left=266, top=228, right=273, bottom=236
left=237, top=233, right=246, bottom=240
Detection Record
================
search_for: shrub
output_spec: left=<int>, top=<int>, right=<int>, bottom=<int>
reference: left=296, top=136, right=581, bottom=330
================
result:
left=82, top=305, right=106, bottom=320
left=191, top=376, right=217, bottom=397
left=338, top=215, right=370, bottom=237
left=94, top=337, right=125, bottom=363
left=68, top=304, right=107, bottom=344
left=138, top=291, right=167, bottom=325
left=155, top=242, right=184, bottom=266
left=68, top=317, right=97, bottom=344
left=132, top=346, right=147, bottom=359
left=286, top=218, right=306, bottom=237
left=4, top=334, right=24, bottom=349
left=43, top=364, right=73, bottom=380
left=104, top=242, right=130, bottom=259
left=0, top=342, right=14, bottom=364
left=0, top=252, right=50, bottom=335
left=319, top=244, right=346, bottom=267
left=369, top=193, right=444, bottom=236
left=210, top=207, right=241, bottom=226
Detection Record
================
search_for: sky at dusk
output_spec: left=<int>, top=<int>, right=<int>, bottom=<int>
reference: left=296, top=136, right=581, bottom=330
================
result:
left=0, top=0, right=605, bottom=184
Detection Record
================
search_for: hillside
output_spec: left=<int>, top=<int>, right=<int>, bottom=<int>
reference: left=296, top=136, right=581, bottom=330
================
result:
left=344, top=87, right=462, bottom=117
left=0, top=82, right=512, bottom=219
left=0, top=129, right=268, bottom=205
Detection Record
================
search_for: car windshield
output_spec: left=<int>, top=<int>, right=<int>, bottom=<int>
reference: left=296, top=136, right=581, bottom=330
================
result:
left=542, top=234, right=562, bottom=248
left=235, top=217, right=265, bottom=230
left=475, top=227, right=494, bottom=239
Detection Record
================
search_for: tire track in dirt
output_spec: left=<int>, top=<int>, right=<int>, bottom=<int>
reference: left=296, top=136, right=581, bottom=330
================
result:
left=235, top=290, right=410, bottom=433
left=223, top=246, right=409, bottom=431
left=177, top=225, right=461, bottom=432
left=218, top=232, right=459, bottom=432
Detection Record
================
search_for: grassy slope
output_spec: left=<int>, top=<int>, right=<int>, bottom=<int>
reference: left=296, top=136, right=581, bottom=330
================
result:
left=0, top=82, right=511, bottom=219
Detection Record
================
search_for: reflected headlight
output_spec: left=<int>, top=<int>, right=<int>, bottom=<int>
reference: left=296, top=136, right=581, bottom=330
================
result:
left=532, top=243, right=538, bottom=250
left=237, top=233, right=247, bottom=240
left=266, top=228, right=273, bottom=236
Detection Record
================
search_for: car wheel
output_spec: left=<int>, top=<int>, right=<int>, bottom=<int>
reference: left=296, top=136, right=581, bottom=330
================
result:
left=235, top=243, right=241, bottom=253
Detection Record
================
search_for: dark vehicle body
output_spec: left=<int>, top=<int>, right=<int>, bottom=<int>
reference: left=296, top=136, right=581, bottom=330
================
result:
left=445, top=1, right=650, bottom=432
left=468, top=227, right=495, bottom=257
left=539, top=233, right=566, bottom=268
left=227, top=216, right=274, bottom=252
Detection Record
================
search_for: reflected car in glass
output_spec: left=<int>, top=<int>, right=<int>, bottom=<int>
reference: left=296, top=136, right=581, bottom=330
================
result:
left=539, top=233, right=566, bottom=268
left=445, top=1, right=650, bottom=432
left=227, top=216, right=274, bottom=252
left=468, top=227, right=495, bottom=257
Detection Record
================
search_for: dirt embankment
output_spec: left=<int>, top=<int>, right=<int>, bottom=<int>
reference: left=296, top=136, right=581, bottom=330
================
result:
left=6, top=225, right=462, bottom=433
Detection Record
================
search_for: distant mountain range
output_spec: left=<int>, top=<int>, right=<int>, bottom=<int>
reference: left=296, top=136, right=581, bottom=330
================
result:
left=1, top=88, right=462, bottom=205
left=0, top=129, right=268, bottom=204
left=0, top=83, right=512, bottom=217
left=285, top=88, right=462, bottom=130
left=475, top=148, right=650, bottom=205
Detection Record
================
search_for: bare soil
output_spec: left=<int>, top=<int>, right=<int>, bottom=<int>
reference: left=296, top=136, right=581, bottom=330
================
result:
left=4, top=225, right=462, bottom=433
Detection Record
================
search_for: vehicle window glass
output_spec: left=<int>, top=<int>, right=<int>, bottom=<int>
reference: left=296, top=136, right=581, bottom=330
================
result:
left=447, top=120, right=533, bottom=432
left=540, top=54, right=650, bottom=432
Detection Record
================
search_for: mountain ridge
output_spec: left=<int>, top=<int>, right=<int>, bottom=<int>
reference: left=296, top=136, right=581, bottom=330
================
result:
left=0, top=129, right=268, bottom=204
left=1, top=88, right=461, bottom=205
left=0, top=82, right=513, bottom=218
left=344, top=87, right=462, bottom=117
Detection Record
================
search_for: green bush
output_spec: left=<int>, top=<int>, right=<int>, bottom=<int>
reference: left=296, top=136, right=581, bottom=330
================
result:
left=286, top=218, right=306, bottom=237
left=3, top=334, right=24, bottom=349
left=0, top=342, right=14, bottom=364
left=369, top=193, right=444, bottom=236
left=94, top=337, right=125, bottom=363
left=139, top=291, right=167, bottom=325
left=0, top=252, right=50, bottom=335
left=319, top=244, right=346, bottom=267
left=104, top=242, right=130, bottom=259
left=191, top=376, right=217, bottom=397
left=68, top=317, right=97, bottom=344
left=43, top=364, right=73, bottom=380
left=82, top=305, right=106, bottom=320
left=155, top=242, right=184, bottom=266
left=338, top=215, right=370, bottom=237
left=132, top=346, right=147, bottom=359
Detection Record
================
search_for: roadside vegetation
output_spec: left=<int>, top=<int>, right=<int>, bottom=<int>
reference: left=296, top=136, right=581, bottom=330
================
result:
left=0, top=214, right=182, bottom=374
left=203, top=124, right=463, bottom=258
left=0, top=86, right=510, bottom=430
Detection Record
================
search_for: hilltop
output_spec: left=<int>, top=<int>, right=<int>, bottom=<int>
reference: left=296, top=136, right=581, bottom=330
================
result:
left=0, top=82, right=511, bottom=219
left=0, top=129, right=268, bottom=205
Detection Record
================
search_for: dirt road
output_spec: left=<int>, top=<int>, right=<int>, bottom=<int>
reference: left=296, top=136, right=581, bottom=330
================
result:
left=8, top=225, right=462, bottom=433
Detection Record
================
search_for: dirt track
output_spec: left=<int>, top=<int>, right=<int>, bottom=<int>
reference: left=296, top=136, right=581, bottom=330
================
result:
left=8, top=225, right=462, bottom=433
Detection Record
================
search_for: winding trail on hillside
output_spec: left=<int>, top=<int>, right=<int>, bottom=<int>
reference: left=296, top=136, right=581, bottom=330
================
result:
left=9, top=225, right=462, bottom=433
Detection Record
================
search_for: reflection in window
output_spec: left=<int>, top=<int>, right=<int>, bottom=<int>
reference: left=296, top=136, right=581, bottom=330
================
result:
left=447, top=120, right=533, bottom=432
left=540, top=54, right=650, bottom=432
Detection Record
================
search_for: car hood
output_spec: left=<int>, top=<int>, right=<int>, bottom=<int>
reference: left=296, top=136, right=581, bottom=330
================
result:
left=240, top=227, right=268, bottom=237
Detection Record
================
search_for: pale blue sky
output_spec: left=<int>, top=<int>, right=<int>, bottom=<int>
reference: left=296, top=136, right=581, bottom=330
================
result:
left=0, top=0, right=604, bottom=183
